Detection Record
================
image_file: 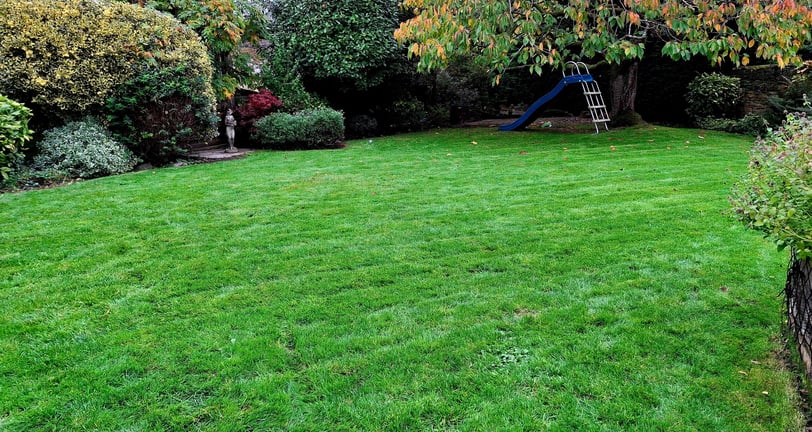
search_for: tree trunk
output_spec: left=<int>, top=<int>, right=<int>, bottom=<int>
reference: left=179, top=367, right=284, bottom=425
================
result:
left=608, top=61, right=640, bottom=123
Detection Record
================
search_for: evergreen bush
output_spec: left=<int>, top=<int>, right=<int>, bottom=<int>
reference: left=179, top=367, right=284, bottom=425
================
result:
left=0, top=94, right=33, bottom=180
left=0, top=0, right=214, bottom=122
left=252, top=108, right=344, bottom=149
left=106, top=65, right=217, bottom=166
left=685, top=73, right=743, bottom=123
left=33, top=119, right=139, bottom=179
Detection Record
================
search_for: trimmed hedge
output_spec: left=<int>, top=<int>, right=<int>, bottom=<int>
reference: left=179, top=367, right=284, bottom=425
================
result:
left=252, top=108, right=344, bottom=149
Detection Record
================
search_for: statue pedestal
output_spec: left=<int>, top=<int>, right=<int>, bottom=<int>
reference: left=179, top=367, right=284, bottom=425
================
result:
left=224, top=146, right=239, bottom=154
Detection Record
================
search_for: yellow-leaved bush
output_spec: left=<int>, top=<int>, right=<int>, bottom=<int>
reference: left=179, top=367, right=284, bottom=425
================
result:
left=0, top=0, right=218, bottom=163
left=0, top=0, right=213, bottom=111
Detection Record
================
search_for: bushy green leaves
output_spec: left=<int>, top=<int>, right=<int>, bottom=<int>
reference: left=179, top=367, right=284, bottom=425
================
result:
left=0, top=0, right=213, bottom=117
left=0, top=94, right=33, bottom=180
left=105, top=64, right=218, bottom=166
left=33, top=119, right=139, bottom=179
left=252, top=108, right=345, bottom=149
left=270, top=0, right=401, bottom=89
left=731, top=111, right=812, bottom=257
left=685, top=73, right=743, bottom=121
left=145, top=0, right=268, bottom=100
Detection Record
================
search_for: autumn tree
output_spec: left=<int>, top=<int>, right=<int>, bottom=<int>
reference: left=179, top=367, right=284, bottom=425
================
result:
left=395, top=0, right=812, bottom=118
left=138, top=0, right=268, bottom=100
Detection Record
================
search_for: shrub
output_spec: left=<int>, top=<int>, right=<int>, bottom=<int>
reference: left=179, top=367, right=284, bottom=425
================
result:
left=730, top=111, right=812, bottom=257
left=235, top=89, right=283, bottom=134
left=685, top=73, right=743, bottom=122
left=697, top=113, right=770, bottom=136
left=106, top=64, right=218, bottom=165
left=0, top=0, right=213, bottom=122
left=0, top=94, right=33, bottom=180
left=33, top=119, right=139, bottom=179
left=252, top=108, right=344, bottom=149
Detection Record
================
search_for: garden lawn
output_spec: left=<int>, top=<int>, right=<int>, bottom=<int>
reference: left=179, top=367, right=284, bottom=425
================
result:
left=0, top=126, right=804, bottom=431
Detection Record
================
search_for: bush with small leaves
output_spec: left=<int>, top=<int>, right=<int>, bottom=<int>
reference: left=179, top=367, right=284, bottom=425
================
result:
left=0, top=94, right=33, bottom=180
left=685, top=73, right=743, bottom=123
left=33, top=119, right=139, bottom=179
left=730, top=111, right=812, bottom=257
left=0, top=0, right=215, bottom=129
left=252, top=108, right=344, bottom=150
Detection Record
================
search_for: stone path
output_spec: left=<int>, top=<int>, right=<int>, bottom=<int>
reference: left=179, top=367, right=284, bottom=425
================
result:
left=189, top=146, right=253, bottom=161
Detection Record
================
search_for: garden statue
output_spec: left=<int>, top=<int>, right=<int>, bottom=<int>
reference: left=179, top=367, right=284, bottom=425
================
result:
left=224, top=109, right=238, bottom=153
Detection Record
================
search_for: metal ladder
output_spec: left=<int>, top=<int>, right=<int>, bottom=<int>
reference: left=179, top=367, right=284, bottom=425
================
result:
left=566, top=61, right=610, bottom=134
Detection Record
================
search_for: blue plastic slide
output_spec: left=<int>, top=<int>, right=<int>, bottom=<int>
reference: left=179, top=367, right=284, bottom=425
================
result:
left=499, top=74, right=594, bottom=131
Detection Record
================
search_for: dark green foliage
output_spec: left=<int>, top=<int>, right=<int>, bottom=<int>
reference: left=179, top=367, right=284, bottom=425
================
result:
left=269, top=0, right=401, bottom=90
left=252, top=108, right=344, bottom=149
left=767, top=70, right=812, bottom=122
left=685, top=72, right=743, bottom=122
left=610, top=110, right=644, bottom=127
left=106, top=65, right=218, bottom=166
left=0, top=94, right=33, bottom=180
left=259, top=46, right=323, bottom=113
left=731, top=111, right=812, bottom=257
left=33, top=118, right=138, bottom=179
left=697, top=113, right=769, bottom=136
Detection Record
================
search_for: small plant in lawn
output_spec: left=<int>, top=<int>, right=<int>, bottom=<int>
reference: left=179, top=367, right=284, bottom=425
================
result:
left=33, top=118, right=139, bottom=179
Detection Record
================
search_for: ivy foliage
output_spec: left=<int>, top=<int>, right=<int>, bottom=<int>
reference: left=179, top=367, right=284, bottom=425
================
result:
left=0, top=94, right=33, bottom=180
left=270, top=0, right=402, bottom=89
left=0, top=0, right=214, bottom=118
left=731, top=108, right=812, bottom=258
left=395, top=0, right=812, bottom=83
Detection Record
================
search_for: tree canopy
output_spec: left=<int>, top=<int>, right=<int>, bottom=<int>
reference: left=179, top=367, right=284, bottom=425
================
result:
left=395, top=0, right=812, bottom=83
left=270, top=0, right=402, bottom=90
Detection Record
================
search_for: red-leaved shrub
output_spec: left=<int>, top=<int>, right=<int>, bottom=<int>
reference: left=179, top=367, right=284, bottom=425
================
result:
left=236, top=89, right=283, bottom=128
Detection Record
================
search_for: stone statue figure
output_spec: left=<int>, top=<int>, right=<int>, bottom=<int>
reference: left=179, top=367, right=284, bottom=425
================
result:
left=224, top=109, right=237, bottom=153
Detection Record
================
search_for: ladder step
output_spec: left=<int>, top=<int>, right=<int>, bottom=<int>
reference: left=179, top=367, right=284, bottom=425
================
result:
left=587, top=105, right=606, bottom=109
left=583, top=91, right=603, bottom=95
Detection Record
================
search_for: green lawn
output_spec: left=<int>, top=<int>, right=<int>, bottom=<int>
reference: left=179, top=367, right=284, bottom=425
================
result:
left=0, top=126, right=804, bottom=431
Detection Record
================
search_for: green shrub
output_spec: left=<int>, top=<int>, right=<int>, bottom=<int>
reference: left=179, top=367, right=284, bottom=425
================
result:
left=0, top=94, right=33, bottom=180
left=106, top=65, right=218, bottom=165
left=0, top=0, right=215, bottom=147
left=33, top=119, right=139, bottom=179
left=685, top=73, right=743, bottom=122
left=252, top=108, right=344, bottom=149
left=730, top=111, right=812, bottom=257
left=697, top=113, right=769, bottom=136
